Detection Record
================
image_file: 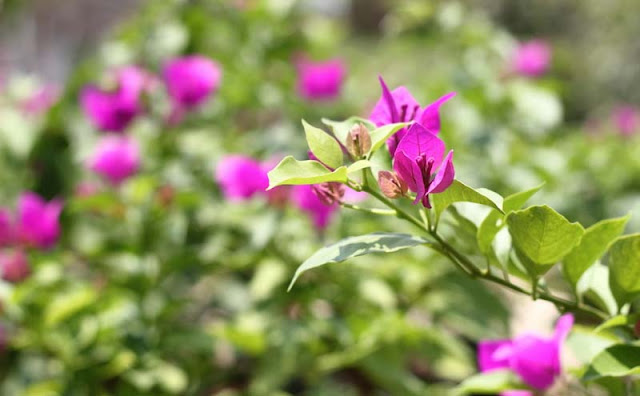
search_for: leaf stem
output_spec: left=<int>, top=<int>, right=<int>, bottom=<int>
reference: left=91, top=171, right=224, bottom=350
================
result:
left=339, top=202, right=396, bottom=216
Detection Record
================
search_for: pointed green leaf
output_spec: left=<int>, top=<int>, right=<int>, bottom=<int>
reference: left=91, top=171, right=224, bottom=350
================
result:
left=506, top=205, right=584, bottom=269
left=321, top=117, right=376, bottom=145
left=578, top=263, right=618, bottom=316
left=368, top=122, right=409, bottom=156
left=563, top=215, right=629, bottom=289
left=288, top=233, right=429, bottom=290
left=608, top=234, right=640, bottom=306
left=594, top=314, right=640, bottom=333
left=583, top=344, right=640, bottom=380
left=477, top=210, right=504, bottom=255
left=431, top=180, right=503, bottom=223
left=503, top=183, right=544, bottom=213
left=267, top=156, right=348, bottom=189
left=302, top=119, right=343, bottom=169
left=455, top=370, right=528, bottom=395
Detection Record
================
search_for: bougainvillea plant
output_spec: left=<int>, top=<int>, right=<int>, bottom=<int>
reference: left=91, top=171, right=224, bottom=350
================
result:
left=268, top=77, right=640, bottom=393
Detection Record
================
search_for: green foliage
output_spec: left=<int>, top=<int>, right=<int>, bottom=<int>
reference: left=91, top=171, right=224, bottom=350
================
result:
left=431, top=180, right=503, bottom=223
left=584, top=345, right=640, bottom=380
left=455, top=370, right=527, bottom=395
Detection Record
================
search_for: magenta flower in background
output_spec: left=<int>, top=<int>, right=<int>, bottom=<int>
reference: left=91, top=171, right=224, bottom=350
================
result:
left=0, top=209, right=13, bottom=247
left=392, top=123, right=455, bottom=208
left=478, top=313, right=574, bottom=391
left=81, top=66, right=150, bottom=132
left=16, top=192, right=62, bottom=250
left=0, top=249, right=30, bottom=283
left=612, top=105, right=640, bottom=136
left=163, top=55, right=221, bottom=109
left=215, top=155, right=269, bottom=202
left=21, top=83, right=60, bottom=115
left=296, top=57, right=345, bottom=101
left=511, top=40, right=551, bottom=77
left=291, top=185, right=338, bottom=230
left=370, top=76, right=455, bottom=155
left=89, top=135, right=140, bottom=185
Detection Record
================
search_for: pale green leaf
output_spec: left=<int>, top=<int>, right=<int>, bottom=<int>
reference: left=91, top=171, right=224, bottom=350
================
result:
left=347, top=160, right=371, bottom=174
left=288, top=233, right=429, bottom=290
left=503, top=183, right=544, bottom=213
left=608, top=234, right=640, bottom=306
left=583, top=344, right=640, bottom=380
left=302, top=119, right=343, bottom=169
left=267, top=156, right=348, bottom=189
left=432, top=180, right=503, bottom=223
left=506, top=205, right=584, bottom=269
left=563, top=215, right=629, bottom=289
left=321, top=117, right=376, bottom=145
left=368, top=122, right=409, bottom=156
left=455, top=370, right=527, bottom=395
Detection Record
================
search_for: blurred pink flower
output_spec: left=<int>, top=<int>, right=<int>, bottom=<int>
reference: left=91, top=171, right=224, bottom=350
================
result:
left=163, top=55, right=222, bottom=109
left=296, top=58, right=345, bottom=101
left=612, top=105, right=640, bottom=136
left=291, top=185, right=338, bottom=230
left=478, top=314, right=574, bottom=391
left=74, top=182, right=100, bottom=198
left=17, top=192, right=62, bottom=250
left=0, top=209, right=14, bottom=247
left=89, top=135, right=140, bottom=185
left=0, top=249, right=30, bottom=283
left=511, top=40, right=551, bottom=77
left=21, top=84, right=60, bottom=115
left=215, top=155, right=269, bottom=201
left=81, top=66, right=151, bottom=132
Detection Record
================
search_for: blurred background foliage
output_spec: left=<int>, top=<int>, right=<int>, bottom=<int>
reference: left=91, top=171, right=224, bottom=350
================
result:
left=0, top=0, right=638, bottom=395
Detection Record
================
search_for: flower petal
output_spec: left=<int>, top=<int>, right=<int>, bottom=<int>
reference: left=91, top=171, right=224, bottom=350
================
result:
left=394, top=123, right=445, bottom=163
left=510, top=335, right=558, bottom=390
left=418, top=92, right=456, bottom=133
left=478, top=340, right=513, bottom=372
left=427, top=150, right=455, bottom=194
left=392, top=150, right=424, bottom=201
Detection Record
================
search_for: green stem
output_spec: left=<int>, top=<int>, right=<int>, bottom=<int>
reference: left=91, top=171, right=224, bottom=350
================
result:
left=340, top=202, right=396, bottom=216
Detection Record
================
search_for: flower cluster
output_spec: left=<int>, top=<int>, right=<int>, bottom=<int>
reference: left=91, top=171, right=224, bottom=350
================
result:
left=0, top=192, right=63, bottom=283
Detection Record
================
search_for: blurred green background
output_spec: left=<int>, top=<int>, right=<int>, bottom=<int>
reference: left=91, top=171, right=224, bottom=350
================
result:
left=0, top=0, right=638, bottom=395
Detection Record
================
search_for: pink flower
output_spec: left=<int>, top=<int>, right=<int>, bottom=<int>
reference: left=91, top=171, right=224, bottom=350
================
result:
left=21, top=84, right=60, bottom=115
left=291, top=185, right=338, bottom=230
left=370, top=76, right=455, bottom=156
left=478, top=314, right=574, bottom=391
left=215, top=155, right=269, bottom=201
left=612, top=105, right=640, bottom=136
left=0, top=209, right=14, bottom=247
left=296, top=58, right=345, bottom=101
left=511, top=40, right=551, bottom=77
left=80, top=66, right=151, bottom=132
left=163, top=55, right=222, bottom=109
left=0, top=249, right=30, bottom=283
left=392, top=123, right=455, bottom=208
left=89, top=135, right=140, bottom=185
left=16, top=192, right=62, bottom=250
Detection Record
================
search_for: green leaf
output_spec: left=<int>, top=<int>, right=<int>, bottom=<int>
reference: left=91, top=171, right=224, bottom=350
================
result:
left=583, top=344, right=640, bottom=380
left=302, top=119, right=343, bottom=169
left=594, top=314, right=640, bottom=333
left=45, top=287, right=97, bottom=327
left=347, top=160, right=371, bottom=174
left=563, top=215, right=629, bottom=289
left=288, top=233, right=429, bottom=291
left=431, top=180, right=503, bottom=223
left=477, top=210, right=504, bottom=256
left=455, top=370, right=527, bottom=395
left=321, top=117, right=376, bottom=145
left=503, top=183, right=544, bottom=213
left=368, top=122, right=409, bottom=156
left=506, top=206, right=584, bottom=272
left=608, top=234, right=640, bottom=306
left=267, top=156, right=348, bottom=189
left=578, top=263, right=618, bottom=316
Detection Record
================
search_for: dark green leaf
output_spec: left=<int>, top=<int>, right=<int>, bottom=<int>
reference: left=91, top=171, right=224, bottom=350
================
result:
left=583, top=344, right=640, bottom=380
left=608, top=234, right=640, bottom=306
